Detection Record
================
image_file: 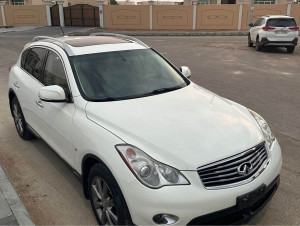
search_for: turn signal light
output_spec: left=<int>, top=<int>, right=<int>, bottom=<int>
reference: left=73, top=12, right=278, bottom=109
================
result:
left=289, top=27, right=299, bottom=30
left=262, top=27, right=275, bottom=31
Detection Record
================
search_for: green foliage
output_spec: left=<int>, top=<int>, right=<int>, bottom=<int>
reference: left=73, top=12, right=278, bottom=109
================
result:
left=110, top=0, right=118, bottom=5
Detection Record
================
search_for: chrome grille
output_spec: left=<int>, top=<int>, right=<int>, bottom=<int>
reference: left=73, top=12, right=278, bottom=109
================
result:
left=197, top=142, right=269, bottom=189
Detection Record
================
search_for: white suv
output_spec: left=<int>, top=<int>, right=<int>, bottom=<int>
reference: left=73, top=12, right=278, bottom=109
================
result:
left=8, top=34, right=282, bottom=225
left=248, top=15, right=298, bottom=53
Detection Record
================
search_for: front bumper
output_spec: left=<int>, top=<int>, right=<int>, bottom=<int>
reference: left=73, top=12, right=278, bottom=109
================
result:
left=119, top=140, right=282, bottom=225
left=260, top=37, right=298, bottom=47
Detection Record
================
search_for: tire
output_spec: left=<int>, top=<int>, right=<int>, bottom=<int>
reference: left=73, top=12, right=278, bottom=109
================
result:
left=11, top=97, right=35, bottom=140
left=287, top=46, right=295, bottom=53
left=88, top=163, right=133, bottom=225
left=248, top=34, right=253, bottom=47
left=256, top=37, right=261, bottom=51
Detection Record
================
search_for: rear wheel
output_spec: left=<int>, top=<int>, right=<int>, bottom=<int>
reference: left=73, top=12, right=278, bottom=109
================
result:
left=11, top=97, right=34, bottom=140
left=248, top=35, right=253, bottom=47
left=287, top=46, right=295, bottom=53
left=256, top=37, right=261, bottom=51
left=88, top=163, right=132, bottom=225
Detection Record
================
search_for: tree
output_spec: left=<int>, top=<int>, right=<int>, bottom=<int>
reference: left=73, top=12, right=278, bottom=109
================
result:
left=110, top=0, right=118, bottom=4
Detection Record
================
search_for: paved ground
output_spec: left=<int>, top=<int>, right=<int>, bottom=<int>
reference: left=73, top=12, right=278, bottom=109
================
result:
left=0, top=27, right=299, bottom=225
left=0, top=166, right=34, bottom=225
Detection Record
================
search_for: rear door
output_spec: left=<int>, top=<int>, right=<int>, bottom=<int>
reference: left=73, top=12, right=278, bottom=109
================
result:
left=251, top=18, right=262, bottom=41
left=16, top=47, right=47, bottom=132
left=265, top=18, right=298, bottom=41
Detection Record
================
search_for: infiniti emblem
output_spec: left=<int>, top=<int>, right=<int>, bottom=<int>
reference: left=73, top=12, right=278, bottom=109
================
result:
left=237, top=162, right=253, bottom=176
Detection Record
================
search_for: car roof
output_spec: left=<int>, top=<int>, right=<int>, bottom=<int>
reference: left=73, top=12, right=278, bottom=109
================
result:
left=30, top=35, right=149, bottom=56
left=261, top=15, right=294, bottom=19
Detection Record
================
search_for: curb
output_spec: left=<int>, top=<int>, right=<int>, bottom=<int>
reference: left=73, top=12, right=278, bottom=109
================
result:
left=68, top=30, right=249, bottom=37
left=0, top=165, right=34, bottom=225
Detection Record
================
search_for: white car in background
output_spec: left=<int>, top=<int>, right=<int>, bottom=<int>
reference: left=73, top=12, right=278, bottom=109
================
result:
left=8, top=34, right=282, bottom=225
left=248, top=15, right=298, bottom=53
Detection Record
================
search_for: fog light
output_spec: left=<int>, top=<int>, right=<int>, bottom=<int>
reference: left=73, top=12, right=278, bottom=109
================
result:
left=153, top=214, right=179, bottom=225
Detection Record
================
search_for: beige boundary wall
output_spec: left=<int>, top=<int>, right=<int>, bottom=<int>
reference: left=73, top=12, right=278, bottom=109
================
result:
left=196, top=5, right=240, bottom=30
left=3, top=5, right=47, bottom=27
left=103, top=5, right=150, bottom=29
left=0, top=3, right=299, bottom=29
left=290, top=4, right=300, bottom=26
left=152, top=5, right=193, bottom=30
left=103, top=4, right=293, bottom=30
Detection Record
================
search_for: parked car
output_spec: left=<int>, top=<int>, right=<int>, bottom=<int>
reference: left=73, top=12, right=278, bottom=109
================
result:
left=248, top=15, right=298, bottom=53
left=8, top=34, right=282, bottom=225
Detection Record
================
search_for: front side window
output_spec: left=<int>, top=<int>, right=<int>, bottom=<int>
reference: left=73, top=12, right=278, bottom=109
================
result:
left=43, top=51, right=69, bottom=93
left=24, top=48, right=47, bottom=82
left=72, top=49, right=188, bottom=101
left=266, top=18, right=297, bottom=27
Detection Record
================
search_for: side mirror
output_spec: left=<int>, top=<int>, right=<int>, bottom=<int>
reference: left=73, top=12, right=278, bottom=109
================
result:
left=249, top=23, right=254, bottom=27
left=180, top=66, right=191, bottom=78
left=39, top=85, right=66, bottom=102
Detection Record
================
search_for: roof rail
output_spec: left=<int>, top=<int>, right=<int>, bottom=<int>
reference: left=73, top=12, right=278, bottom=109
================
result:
left=90, top=33, right=149, bottom=48
left=32, top=36, right=74, bottom=56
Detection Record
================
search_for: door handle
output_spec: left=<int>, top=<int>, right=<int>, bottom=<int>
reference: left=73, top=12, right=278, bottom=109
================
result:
left=14, top=81, right=20, bottom=88
left=36, top=100, right=44, bottom=108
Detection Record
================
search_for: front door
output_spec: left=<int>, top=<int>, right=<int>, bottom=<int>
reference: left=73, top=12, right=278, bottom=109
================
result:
left=36, top=50, right=76, bottom=167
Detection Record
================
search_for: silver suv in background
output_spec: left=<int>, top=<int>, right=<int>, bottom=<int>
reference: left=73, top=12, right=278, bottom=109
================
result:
left=248, top=15, right=298, bottom=53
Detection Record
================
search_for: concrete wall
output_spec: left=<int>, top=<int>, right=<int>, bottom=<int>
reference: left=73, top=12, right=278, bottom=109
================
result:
left=290, top=4, right=300, bottom=26
left=4, top=5, right=47, bottom=26
left=241, top=4, right=287, bottom=29
left=103, top=5, right=150, bottom=29
left=152, top=5, right=193, bottom=29
left=196, top=4, right=240, bottom=29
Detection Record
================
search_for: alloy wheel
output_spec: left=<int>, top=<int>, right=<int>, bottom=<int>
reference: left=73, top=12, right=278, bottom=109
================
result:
left=91, top=177, right=118, bottom=225
left=13, top=103, right=24, bottom=135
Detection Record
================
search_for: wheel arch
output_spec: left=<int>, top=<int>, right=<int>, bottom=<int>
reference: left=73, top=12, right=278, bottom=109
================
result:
left=81, top=153, right=107, bottom=199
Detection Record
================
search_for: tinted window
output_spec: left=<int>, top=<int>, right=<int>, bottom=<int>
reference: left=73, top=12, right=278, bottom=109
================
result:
left=24, top=48, right=47, bottom=82
left=267, top=18, right=297, bottom=27
left=72, top=49, right=188, bottom=101
left=21, top=49, right=30, bottom=68
left=259, top=19, right=266, bottom=26
left=254, top=18, right=261, bottom=26
left=43, top=51, right=68, bottom=92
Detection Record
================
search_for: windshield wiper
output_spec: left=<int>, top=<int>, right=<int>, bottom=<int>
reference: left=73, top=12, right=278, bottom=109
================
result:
left=150, top=86, right=182, bottom=95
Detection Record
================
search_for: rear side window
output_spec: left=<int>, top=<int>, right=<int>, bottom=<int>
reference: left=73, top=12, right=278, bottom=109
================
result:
left=24, top=48, right=47, bottom=82
left=21, top=49, right=30, bottom=68
left=267, top=18, right=297, bottom=27
left=43, top=51, right=69, bottom=93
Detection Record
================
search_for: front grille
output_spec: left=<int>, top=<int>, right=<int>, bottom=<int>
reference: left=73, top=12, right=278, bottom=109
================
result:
left=197, top=142, right=269, bottom=189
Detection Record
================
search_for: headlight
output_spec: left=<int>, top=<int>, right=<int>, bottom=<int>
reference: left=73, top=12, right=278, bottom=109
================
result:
left=248, top=109, right=275, bottom=149
left=115, top=144, right=190, bottom=188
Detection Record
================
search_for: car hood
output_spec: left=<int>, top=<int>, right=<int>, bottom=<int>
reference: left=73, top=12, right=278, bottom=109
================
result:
left=85, top=83, right=264, bottom=170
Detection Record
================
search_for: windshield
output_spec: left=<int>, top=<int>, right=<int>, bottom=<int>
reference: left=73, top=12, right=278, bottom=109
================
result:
left=266, top=18, right=297, bottom=27
left=71, top=49, right=188, bottom=101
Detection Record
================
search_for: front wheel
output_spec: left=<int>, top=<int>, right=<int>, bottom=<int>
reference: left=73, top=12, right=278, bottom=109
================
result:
left=287, top=46, right=295, bottom=53
left=248, top=35, right=253, bottom=47
left=88, top=163, right=133, bottom=225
